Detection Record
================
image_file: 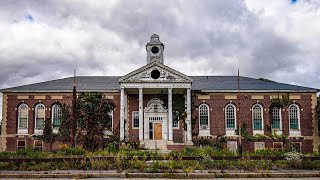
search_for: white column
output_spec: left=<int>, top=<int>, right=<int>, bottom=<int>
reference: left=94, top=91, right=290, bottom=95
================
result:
left=168, top=88, right=173, bottom=141
left=120, top=88, right=125, bottom=140
left=124, top=92, right=128, bottom=141
left=139, top=88, right=144, bottom=141
left=186, top=88, right=193, bottom=144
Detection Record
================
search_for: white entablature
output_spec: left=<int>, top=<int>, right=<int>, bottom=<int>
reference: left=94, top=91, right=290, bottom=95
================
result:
left=118, top=61, right=193, bottom=84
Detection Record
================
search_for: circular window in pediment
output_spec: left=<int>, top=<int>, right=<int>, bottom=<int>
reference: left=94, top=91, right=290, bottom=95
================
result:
left=151, top=46, right=159, bottom=54
left=151, top=69, right=160, bottom=79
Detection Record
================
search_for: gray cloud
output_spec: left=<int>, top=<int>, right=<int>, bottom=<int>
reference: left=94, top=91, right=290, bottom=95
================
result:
left=0, top=0, right=319, bottom=117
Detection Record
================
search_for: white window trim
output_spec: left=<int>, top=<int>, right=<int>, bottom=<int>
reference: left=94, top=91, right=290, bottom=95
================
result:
left=108, top=110, right=113, bottom=130
left=132, top=111, right=139, bottom=129
left=289, top=104, right=301, bottom=130
left=227, top=141, right=238, bottom=154
left=34, top=103, right=45, bottom=129
left=172, top=113, right=179, bottom=129
left=51, top=104, right=62, bottom=127
left=17, top=140, right=26, bottom=150
left=254, top=142, right=265, bottom=152
left=271, top=107, right=282, bottom=135
left=34, top=140, right=43, bottom=151
left=17, top=103, right=28, bottom=134
left=252, top=104, right=264, bottom=135
left=198, top=104, right=210, bottom=129
left=198, top=104, right=210, bottom=136
left=104, top=110, right=114, bottom=136
left=288, top=104, right=301, bottom=137
left=225, top=104, right=237, bottom=128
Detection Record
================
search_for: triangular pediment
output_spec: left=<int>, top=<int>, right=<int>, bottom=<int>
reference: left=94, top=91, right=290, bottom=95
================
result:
left=118, top=61, right=193, bottom=83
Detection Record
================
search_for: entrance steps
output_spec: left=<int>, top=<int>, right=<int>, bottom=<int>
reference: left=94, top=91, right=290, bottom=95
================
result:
left=143, top=140, right=167, bottom=150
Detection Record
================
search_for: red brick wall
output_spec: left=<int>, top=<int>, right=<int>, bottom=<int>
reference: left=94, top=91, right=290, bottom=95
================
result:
left=6, top=94, right=72, bottom=136
left=191, top=93, right=314, bottom=153
left=4, top=92, right=315, bottom=153
left=4, top=93, right=120, bottom=151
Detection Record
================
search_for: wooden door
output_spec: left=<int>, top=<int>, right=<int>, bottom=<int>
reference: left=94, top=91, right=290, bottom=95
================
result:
left=154, top=123, right=162, bottom=140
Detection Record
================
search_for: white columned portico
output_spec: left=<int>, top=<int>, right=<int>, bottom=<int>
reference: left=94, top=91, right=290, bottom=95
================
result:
left=168, top=88, right=173, bottom=142
left=120, top=88, right=125, bottom=140
left=139, top=88, right=144, bottom=141
left=186, top=88, right=193, bottom=144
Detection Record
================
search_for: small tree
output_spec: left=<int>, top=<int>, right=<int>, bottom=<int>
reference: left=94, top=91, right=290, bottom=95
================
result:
left=58, top=104, right=71, bottom=142
left=43, top=118, right=54, bottom=151
left=77, top=92, right=115, bottom=151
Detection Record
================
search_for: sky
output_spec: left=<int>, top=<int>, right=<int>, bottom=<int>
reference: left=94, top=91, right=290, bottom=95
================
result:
left=0, top=0, right=320, bottom=118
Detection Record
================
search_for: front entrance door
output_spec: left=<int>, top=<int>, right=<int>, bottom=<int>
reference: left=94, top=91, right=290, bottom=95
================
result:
left=154, top=123, right=162, bottom=140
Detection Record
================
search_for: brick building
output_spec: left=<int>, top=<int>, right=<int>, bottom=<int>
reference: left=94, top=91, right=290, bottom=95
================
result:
left=1, top=34, right=319, bottom=152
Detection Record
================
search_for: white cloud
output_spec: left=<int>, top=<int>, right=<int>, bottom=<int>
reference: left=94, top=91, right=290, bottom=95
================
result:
left=0, top=0, right=319, bottom=115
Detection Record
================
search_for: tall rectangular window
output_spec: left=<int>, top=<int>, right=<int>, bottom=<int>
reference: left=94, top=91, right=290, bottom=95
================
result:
left=199, top=104, right=209, bottom=129
left=35, top=104, right=45, bottom=129
left=107, top=111, right=113, bottom=129
left=289, top=105, right=299, bottom=130
left=173, top=113, right=179, bottom=128
left=18, top=104, right=28, bottom=129
left=226, top=105, right=236, bottom=129
left=52, top=104, right=62, bottom=127
left=252, top=104, right=263, bottom=130
left=132, top=111, right=139, bottom=128
left=271, top=107, right=281, bottom=129
left=149, top=122, right=153, bottom=140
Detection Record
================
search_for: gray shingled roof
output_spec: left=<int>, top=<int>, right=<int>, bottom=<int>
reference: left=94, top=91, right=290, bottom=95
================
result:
left=1, top=76, right=318, bottom=92
left=191, top=76, right=319, bottom=92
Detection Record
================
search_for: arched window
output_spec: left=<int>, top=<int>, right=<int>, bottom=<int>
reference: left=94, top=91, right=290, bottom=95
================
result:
left=18, top=103, right=28, bottom=129
left=289, top=104, right=300, bottom=130
left=199, top=104, right=209, bottom=129
left=225, top=104, right=236, bottom=129
left=35, top=104, right=45, bottom=129
left=52, top=104, right=62, bottom=127
left=252, top=104, right=263, bottom=130
left=271, top=107, right=281, bottom=129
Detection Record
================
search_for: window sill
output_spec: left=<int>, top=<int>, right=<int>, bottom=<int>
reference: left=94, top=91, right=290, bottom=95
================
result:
left=199, top=129, right=210, bottom=136
left=34, top=129, right=43, bottom=135
left=289, top=130, right=301, bottom=137
left=253, top=130, right=264, bottom=135
left=271, top=129, right=283, bottom=135
left=17, top=129, right=28, bottom=135
left=226, top=129, right=235, bottom=136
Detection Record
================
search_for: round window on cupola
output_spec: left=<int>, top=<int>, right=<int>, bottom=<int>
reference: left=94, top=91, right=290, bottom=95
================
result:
left=151, top=46, right=159, bottom=54
left=151, top=69, right=161, bottom=79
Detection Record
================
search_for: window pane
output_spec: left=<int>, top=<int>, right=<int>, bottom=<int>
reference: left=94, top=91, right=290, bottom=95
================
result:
left=52, top=104, right=62, bottom=126
left=253, top=105, right=262, bottom=130
left=226, top=105, right=235, bottom=129
left=289, top=105, right=299, bottom=129
left=173, top=113, right=179, bottom=128
left=133, top=111, right=139, bottom=128
left=19, top=104, right=28, bottom=128
left=271, top=107, right=280, bottom=129
left=107, top=111, right=113, bottom=129
left=35, top=104, right=45, bottom=129
left=18, top=140, right=26, bottom=146
left=199, top=105, right=209, bottom=126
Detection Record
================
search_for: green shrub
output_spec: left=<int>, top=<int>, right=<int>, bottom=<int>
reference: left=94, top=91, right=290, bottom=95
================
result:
left=57, top=147, right=86, bottom=156
left=255, top=149, right=284, bottom=157
left=301, top=160, right=320, bottom=170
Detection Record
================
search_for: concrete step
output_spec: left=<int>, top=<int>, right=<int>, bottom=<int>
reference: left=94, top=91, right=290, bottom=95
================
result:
left=144, top=140, right=167, bottom=150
